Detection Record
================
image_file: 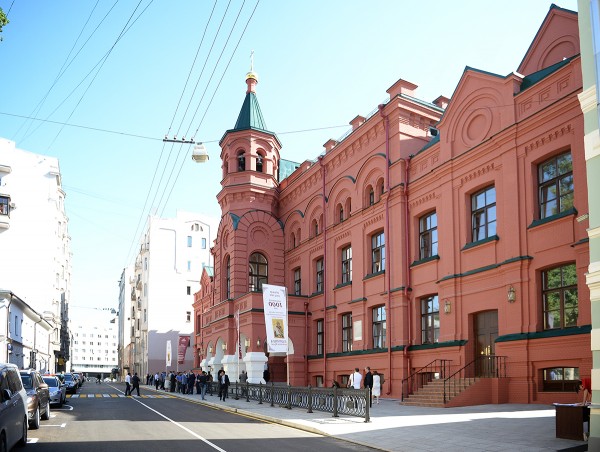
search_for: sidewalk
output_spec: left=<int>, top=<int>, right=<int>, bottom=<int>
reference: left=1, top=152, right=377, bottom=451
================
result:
left=144, top=385, right=588, bottom=451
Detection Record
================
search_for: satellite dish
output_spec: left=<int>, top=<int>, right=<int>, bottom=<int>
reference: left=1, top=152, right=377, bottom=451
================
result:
left=192, top=143, right=209, bottom=163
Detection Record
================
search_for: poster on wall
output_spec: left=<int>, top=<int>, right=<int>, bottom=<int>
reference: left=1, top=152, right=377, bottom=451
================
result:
left=178, top=336, right=191, bottom=364
left=262, top=284, right=289, bottom=353
left=166, top=340, right=172, bottom=367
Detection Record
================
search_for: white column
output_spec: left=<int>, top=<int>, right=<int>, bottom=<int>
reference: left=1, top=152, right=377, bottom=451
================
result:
left=243, top=352, right=267, bottom=384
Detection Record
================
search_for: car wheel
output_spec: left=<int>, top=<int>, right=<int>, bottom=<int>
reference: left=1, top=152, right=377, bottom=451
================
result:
left=30, top=406, right=40, bottom=430
left=0, top=432, right=7, bottom=452
left=18, top=416, right=27, bottom=446
left=42, top=402, right=50, bottom=420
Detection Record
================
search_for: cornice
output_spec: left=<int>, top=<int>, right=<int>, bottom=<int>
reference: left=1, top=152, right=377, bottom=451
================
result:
left=578, top=85, right=597, bottom=114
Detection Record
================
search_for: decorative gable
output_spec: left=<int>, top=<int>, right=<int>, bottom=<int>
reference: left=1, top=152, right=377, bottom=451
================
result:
left=517, top=5, right=579, bottom=77
left=437, top=69, right=519, bottom=159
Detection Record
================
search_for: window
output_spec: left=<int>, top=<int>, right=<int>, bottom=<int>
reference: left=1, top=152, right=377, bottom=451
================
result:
left=256, top=154, right=264, bottom=173
left=144, top=257, right=147, bottom=270
left=543, top=263, right=578, bottom=330
left=542, top=367, right=579, bottom=392
left=238, top=151, right=246, bottom=171
left=187, top=236, right=192, bottom=247
left=225, top=256, right=231, bottom=299
left=342, top=313, right=353, bottom=352
left=186, top=286, right=191, bottom=295
left=315, top=375, right=324, bottom=388
left=316, top=319, right=323, bottom=355
left=293, top=268, right=301, bottom=295
left=187, top=261, right=191, bottom=272
left=421, top=295, right=440, bottom=344
left=538, top=152, right=574, bottom=219
left=249, top=252, right=268, bottom=292
left=0, top=195, right=9, bottom=216
left=368, top=186, right=375, bottom=206
left=373, top=306, right=386, bottom=348
left=419, top=212, right=438, bottom=259
left=371, top=232, right=385, bottom=273
left=202, top=238, right=207, bottom=249
left=338, top=204, right=344, bottom=223
left=471, top=186, right=496, bottom=241
left=312, top=219, right=319, bottom=237
left=186, top=311, right=191, bottom=322
left=316, top=258, right=324, bottom=292
left=341, top=246, right=352, bottom=284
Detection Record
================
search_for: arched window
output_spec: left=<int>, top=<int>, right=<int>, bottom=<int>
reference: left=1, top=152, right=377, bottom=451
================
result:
left=256, top=153, right=264, bottom=173
left=376, top=178, right=385, bottom=199
left=290, top=232, right=296, bottom=249
left=249, top=252, right=268, bottom=292
left=338, top=204, right=344, bottom=223
left=224, top=161, right=229, bottom=177
left=238, top=151, right=246, bottom=172
left=312, top=219, right=319, bottom=237
left=225, top=256, right=231, bottom=299
left=368, top=186, right=375, bottom=206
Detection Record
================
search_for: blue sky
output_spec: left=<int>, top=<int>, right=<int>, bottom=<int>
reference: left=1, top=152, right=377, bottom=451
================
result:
left=0, top=0, right=579, bottom=319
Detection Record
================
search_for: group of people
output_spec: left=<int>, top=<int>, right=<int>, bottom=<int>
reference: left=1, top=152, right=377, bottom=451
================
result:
left=343, top=366, right=382, bottom=406
left=137, top=369, right=236, bottom=402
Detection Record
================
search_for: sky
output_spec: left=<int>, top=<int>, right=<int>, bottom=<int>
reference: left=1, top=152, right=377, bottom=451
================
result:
left=0, top=0, right=579, bottom=321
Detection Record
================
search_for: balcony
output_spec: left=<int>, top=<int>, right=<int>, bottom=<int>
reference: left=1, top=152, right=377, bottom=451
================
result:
left=0, top=194, right=11, bottom=231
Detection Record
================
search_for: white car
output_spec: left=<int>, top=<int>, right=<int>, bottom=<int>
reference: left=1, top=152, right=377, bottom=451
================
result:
left=43, top=375, right=67, bottom=406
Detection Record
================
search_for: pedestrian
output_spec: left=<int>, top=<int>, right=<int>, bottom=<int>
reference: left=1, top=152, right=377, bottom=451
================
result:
left=170, top=371, right=176, bottom=392
left=364, top=366, right=373, bottom=407
left=154, top=372, right=160, bottom=390
left=372, top=370, right=381, bottom=404
left=97, top=373, right=102, bottom=384
left=160, top=371, right=166, bottom=390
left=125, top=372, right=132, bottom=396
left=239, top=370, right=248, bottom=397
left=188, top=371, right=196, bottom=394
left=349, top=367, right=362, bottom=389
left=131, top=372, right=141, bottom=396
left=207, top=371, right=213, bottom=396
left=218, top=369, right=230, bottom=401
left=198, top=371, right=208, bottom=400
left=146, top=373, right=150, bottom=385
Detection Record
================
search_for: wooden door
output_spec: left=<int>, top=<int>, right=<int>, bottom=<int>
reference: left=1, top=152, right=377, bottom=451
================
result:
left=475, top=311, right=498, bottom=377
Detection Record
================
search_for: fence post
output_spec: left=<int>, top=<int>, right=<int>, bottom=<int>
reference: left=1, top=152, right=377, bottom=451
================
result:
left=287, top=384, right=292, bottom=410
left=258, top=382, right=263, bottom=405
left=364, top=388, right=370, bottom=423
left=270, top=382, right=275, bottom=407
left=234, top=381, right=239, bottom=400
left=307, top=385, right=313, bottom=413
left=333, top=385, right=339, bottom=418
left=246, top=381, right=250, bottom=402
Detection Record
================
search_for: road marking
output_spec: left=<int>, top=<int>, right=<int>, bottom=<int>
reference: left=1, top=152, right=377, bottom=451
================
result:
left=41, top=423, right=66, bottom=428
left=27, top=438, right=39, bottom=444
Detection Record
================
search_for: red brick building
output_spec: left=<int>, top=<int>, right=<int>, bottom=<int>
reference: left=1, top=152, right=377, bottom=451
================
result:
left=194, top=5, right=590, bottom=405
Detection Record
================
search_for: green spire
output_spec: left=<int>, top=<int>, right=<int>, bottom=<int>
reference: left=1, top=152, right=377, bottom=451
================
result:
left=232, top=91, right=269, bottom=132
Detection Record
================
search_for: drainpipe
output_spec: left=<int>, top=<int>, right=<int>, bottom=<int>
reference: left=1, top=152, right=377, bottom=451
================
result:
left=378, top=105, right=394, bottom=395
left=318, top=156, right=328, bottom=381
left=304, top=301, right=309, bottom=386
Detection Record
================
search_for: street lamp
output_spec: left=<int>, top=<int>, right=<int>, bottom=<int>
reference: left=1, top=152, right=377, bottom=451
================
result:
left=192, top=143, right=209, bottom=163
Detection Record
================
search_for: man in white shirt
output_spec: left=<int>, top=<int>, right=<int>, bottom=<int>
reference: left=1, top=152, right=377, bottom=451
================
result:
left=351, top=368, right=362, bottom=389
left=125, top=372, right=132, bottom=396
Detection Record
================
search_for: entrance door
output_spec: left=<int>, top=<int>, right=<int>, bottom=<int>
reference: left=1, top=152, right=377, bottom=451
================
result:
left=475, top=311, right=498, bottom=377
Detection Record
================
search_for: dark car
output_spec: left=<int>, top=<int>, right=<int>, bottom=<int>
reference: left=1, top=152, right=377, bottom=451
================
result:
left=62, top=373, right=77, bottom=394
left=19, top=369, right=50, bottom=429
left=43, top=375, right=66, bottom=406
left=0, top=363, right=28, bottom=450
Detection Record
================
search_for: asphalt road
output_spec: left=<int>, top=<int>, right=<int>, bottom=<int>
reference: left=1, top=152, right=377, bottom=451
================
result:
left=25, top=381, right=375, bottom=451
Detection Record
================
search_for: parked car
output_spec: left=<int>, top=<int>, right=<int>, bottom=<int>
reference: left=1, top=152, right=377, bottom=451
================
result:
left=0, top=363, right=28, bottom=450
left=20, top=368, right=51, bottom=429
left=62, top=373, right=77, bottom=394
left=43, top=375, right=66, bottom=407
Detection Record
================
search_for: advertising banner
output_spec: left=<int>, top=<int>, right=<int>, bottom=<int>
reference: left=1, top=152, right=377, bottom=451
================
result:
left=178, top=335, right=191, bottom=365
left=166, top=340, right=172, bottom=367
left=262, top=284, right=288, bottom=353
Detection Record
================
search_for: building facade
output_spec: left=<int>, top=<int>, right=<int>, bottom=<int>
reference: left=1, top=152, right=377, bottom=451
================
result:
left=577, top=0, right=600, bottom=446
left=128, top=211, right=216, bottom=377
left=118, top=266, right=133, bottom=380
left=70, top=318, right=118, bottom=379
left=0, top=139, right=72, bottom=373
left=195, top=5, right=592, bottom=405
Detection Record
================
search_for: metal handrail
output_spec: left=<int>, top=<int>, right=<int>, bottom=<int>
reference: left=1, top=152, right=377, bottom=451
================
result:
left=443, top=355, right=507, bottom=404
left=401, top=359, right=452, bottom=401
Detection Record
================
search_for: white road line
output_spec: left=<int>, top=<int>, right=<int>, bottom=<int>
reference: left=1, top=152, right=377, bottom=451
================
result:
left=41, top=423, right=66, bottom=428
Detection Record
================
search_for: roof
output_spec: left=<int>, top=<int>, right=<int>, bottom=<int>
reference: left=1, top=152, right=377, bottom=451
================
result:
left=519, top=55, right=576, bottom=91
left=233, top=91, right=269, bottom=132
left=204, top=266, right=214, bottom=278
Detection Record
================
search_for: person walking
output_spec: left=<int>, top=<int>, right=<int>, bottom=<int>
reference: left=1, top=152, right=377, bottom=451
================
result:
left=364, top=367, right=373, bottom=407
left=349, top=368, right=362, bottom=389
left=124, top=372, right=132, bottom=396
left=131, top=372, right=141, bottom=396
left=207, top=371, right=213, bottom=396
left=372, top=370, right=381, bottom=404
left=187, top=371, right=196, bottom=395
left=198, top=371, right=208, bottom=400
left=154, top=372, right=160, bottom=390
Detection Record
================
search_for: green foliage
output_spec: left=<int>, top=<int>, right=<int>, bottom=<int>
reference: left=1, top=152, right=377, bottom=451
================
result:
left=0, top=7, right=9, bottom=41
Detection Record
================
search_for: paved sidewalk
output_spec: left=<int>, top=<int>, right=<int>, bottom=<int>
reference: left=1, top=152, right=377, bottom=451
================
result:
left=143, top=385, right=588, bottom=451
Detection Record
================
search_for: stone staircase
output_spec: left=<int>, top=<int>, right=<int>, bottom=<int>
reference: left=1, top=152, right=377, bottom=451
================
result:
left=401, top=378, right=479, bottom=407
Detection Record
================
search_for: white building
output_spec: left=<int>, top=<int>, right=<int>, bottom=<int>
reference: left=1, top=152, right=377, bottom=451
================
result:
left=70, top=316, right=118, bottom=378
left=0, top=139, right=72, bottom=373
left=118, top=265, right=133, bottom=379
left=129, top=211, right=216, bottom=377
left=0, top=290, right=53, bottom=372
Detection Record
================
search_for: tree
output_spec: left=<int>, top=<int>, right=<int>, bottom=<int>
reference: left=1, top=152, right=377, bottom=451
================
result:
left=0, top=7, right=9, bottom=41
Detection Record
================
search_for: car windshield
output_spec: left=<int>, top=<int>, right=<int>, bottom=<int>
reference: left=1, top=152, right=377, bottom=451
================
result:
left=64, top=375, right=73, bottom=381
left=43, top=377, right=58, bottom=387
left=20, top=374, right=33, bottom=389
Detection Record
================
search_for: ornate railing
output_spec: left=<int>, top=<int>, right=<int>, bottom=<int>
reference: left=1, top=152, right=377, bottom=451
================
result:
left=443, top=355, right=507, bottom=404
left=401, top=359, right=452, bottom=401
left=209, top=381, right=370, bottom=422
